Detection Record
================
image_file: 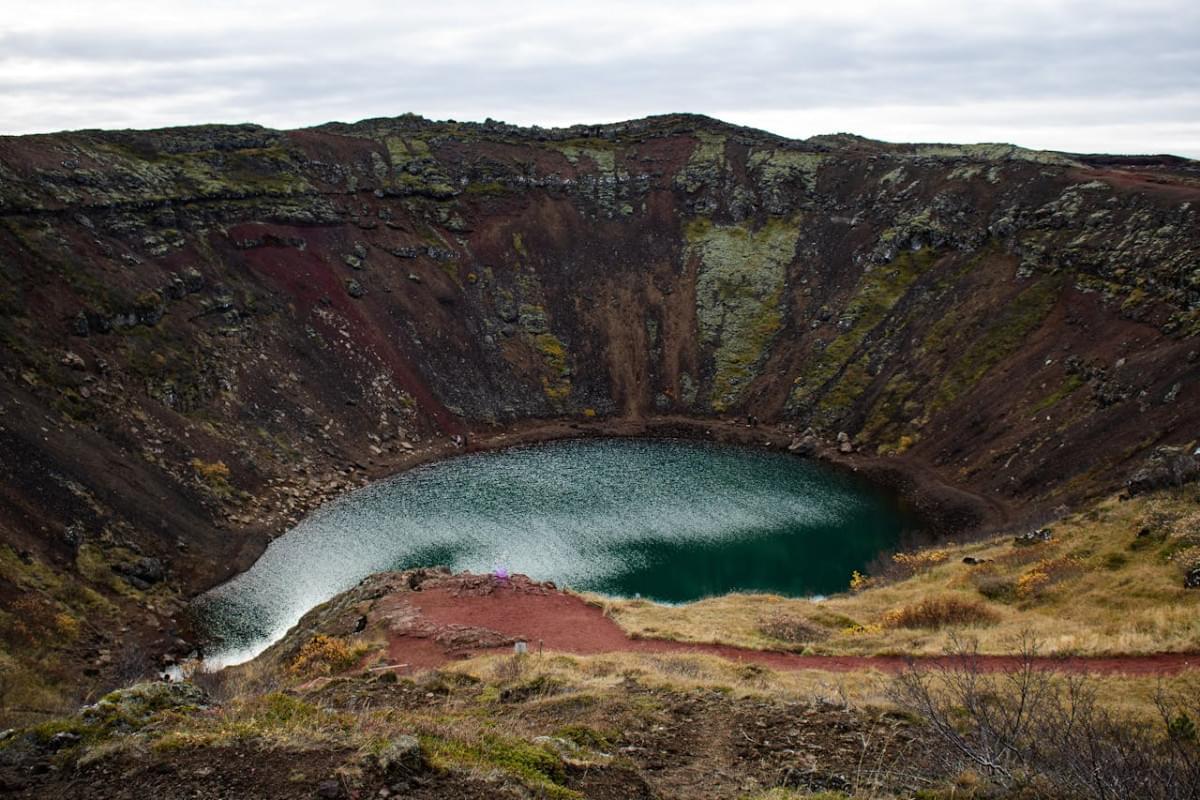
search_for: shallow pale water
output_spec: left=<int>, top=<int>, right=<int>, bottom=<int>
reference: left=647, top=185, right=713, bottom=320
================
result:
left=193, top=439, right=911, bottom=666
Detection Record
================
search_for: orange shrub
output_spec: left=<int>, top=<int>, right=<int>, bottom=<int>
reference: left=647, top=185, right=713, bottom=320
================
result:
left=849, top=570, right=874, bottom=592
left=891, top=548, right=952, bottom=577
left=883, top=596, right=1000, bottom=630
left=288, top=635, right=366, bottom=677
left=1016, top=556, right=1084, bottom=600
left=190, top=458, right=230, bottom=481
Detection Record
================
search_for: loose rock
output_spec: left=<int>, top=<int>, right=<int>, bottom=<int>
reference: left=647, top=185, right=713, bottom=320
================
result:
left=1014, top=528, right=1053, bottom=546
left=1186, top=567, right=1200, bottom=590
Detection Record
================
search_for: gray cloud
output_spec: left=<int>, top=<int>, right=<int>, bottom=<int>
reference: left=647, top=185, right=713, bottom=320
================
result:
left=1, top=0, right=1197, bottom=156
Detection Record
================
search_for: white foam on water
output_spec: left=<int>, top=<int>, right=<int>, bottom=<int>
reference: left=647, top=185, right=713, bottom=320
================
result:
left=193, top=439, right=891, bottom=667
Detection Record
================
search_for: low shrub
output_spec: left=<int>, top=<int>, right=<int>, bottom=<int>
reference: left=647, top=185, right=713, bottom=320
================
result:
left=970, top=571, right=1018, bottom=603
left=1015, top=556, right=1084, bottom=600
left=849, top=569, right=874, bottom=592
left=190, top=458, right=238, bottom=500
left=890, top=548, right=952, bottom=578
left=890, top=637, right=1200, bottom=799
left=883, top=597, right=1000, bottom=630
left=1102, top=551, right=1130, bottom=570
left=288, top=635, right=367, bottom=677
left=757, top=613, right=827, bottom=644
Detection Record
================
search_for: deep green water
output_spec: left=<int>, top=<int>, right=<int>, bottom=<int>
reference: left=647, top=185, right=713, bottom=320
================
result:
left=194, top=439, right=911, bottom=666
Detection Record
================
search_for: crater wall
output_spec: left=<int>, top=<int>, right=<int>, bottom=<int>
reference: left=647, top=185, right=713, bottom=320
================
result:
left=0, top=114, right=1197, bottom=692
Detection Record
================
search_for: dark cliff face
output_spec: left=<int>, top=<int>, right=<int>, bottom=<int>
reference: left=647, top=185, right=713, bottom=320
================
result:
left=0, top=113, right=1197, bottom=698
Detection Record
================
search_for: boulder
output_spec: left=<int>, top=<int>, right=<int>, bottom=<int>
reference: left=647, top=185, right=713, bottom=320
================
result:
left=1013, top=528, right=1053, bottom=546
left=181, top=268, right=205, bottom=293
left=346, top=279, right=366, bottom=299
left=787, top=434, right=816, bottom=455
left=82, top=681, right=209, bottom=729
left=163, top=277, right=187, bottom=300
left=495, top=297, right=518, bottom=323
left=47, top=731, right=81, bottom=751
left=60, top=351, right=86, bottom=370
left=133, top=294, right=166, bottom=326
left=1127, top=445, right=1200, bottom=495
left=113, top=556, right=166, bottom=588
left=374, top=734, right=424, bottom=776
left=1186, top=567, right=1200, bottom=590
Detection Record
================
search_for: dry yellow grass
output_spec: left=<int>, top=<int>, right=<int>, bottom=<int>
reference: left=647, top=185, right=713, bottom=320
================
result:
left=23, top=641, right=1200, bottom=800
left=447, top=649, right=891, bottom=706
left=444, top=649, right=1200, bottom=723
left=592, top=488, right=1200, bottom=657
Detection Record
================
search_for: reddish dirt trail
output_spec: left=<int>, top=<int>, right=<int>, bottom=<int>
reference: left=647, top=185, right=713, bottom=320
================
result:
left=382, top=579, right=1199, bottom=676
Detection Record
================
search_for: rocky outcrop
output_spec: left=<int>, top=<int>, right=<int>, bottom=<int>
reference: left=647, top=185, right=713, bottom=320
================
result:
left=1127, top=444, right=1200, bottom=495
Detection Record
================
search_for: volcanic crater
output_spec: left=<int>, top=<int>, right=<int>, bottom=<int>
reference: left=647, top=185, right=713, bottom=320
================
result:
left=1, top=113, right=1199, bottom=750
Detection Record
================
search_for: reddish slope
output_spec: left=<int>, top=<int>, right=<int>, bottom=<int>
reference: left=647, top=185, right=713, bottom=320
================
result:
left=365, top=572, right=1199, bottom=676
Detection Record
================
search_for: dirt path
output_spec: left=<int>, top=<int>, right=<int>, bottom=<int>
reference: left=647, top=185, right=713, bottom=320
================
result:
left=379, top=575, right=1198, bottom=676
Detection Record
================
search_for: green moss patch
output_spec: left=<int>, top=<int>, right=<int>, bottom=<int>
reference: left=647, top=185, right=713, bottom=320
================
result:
left=687, top=217, right=800, bottom=411
left=534, top=332, right=572, bottom=406
left=931, top=277, right=1061, bottom=411
left=748, top=149, right=824, bottom=193
left=1031, top=372, right=1086, bottom=412
left=423, top=732, right=579, bottom=799
left=789, top=248, right=940, bottom=415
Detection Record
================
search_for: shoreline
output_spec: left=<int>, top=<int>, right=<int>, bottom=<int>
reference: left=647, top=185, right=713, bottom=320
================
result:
left=218, top=415, right=1017, bottom=597
left=180, top=416, right=1020, bottom=663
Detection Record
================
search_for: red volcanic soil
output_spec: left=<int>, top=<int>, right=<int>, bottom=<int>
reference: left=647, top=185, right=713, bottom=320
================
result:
left=375, top=572, right=1198, bottom=676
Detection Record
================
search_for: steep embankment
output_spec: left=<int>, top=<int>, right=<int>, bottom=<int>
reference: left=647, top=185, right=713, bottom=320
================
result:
left=0, top=114, right=1198, bottom=710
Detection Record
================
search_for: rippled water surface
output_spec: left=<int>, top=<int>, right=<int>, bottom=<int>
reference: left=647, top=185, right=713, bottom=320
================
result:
left=194, top=438, right=911, bottom=666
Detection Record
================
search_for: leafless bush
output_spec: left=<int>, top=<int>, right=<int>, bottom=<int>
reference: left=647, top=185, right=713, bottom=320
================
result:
left=648, top=655, right=703, bottom=679
left=890, top=634, right=1200, bottom=799
left=189, top=658, right=280, bottom=704
left=848, top=711, right=933, bottom=797
left=113, top=640, right=157, bottom=686
left=492, top=654, right=525, bottom=683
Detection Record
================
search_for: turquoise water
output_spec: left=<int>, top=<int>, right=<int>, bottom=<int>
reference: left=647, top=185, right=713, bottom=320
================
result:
left=193, top=439, right=911, bottom=666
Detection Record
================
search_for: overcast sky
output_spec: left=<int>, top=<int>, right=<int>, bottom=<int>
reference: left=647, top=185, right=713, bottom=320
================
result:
left=1, top=0, right=1197, bottom=157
